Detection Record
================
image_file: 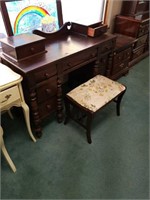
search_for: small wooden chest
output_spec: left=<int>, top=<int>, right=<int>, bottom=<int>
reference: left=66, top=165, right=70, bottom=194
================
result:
left=71, top=22, right=108, bottom=37
left=0, top=33, right=46, bottom=61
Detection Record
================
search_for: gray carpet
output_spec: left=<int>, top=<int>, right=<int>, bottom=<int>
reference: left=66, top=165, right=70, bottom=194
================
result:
left=1, top=57, right=149, bottom=199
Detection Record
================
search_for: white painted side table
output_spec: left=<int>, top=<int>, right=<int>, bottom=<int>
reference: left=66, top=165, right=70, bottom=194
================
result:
left=0, top=63, right=36, bottom=142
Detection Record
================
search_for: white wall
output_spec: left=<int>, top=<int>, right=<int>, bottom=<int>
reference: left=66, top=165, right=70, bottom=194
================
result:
left=105, top=0, right=123, bottom=33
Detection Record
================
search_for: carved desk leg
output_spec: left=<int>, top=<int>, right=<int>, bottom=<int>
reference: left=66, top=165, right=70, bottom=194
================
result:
left=93, top=59, right=100, bottom=76
left=30, top=90, right=42, bottom=138
left=57, top=77, right=63, bottom=123
left=106, top=52, right=113, bottom=78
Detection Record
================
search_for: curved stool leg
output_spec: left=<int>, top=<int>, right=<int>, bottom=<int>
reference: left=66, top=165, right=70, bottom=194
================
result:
left=8, top=109, right=14, bottom=119
left=21, top=102, right=36, bottom=142
left=0, top=126, right=16, bottom=173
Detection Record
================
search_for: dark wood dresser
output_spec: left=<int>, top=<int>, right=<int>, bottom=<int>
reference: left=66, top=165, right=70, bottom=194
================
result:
left=0, top=23, right=116, bottom=137
left=110, top=34, right=135, bottom=80
left=114, top=0, right=149, bottom=66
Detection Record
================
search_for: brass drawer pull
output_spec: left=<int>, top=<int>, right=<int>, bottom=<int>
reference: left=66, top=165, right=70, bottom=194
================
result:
left=1, top=94, right=12, bottom=103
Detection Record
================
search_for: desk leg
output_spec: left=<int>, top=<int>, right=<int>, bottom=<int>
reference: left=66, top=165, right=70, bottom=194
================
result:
left=106, top=52, right=113, bottom=78
left=93, top=59, right=100, bottom=76
left=30, top=90, right=42, bottom=138
left=57, top=77, right=63, bottom=123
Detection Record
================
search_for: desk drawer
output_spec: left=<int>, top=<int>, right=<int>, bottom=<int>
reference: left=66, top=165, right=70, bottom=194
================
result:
left=34, top=64, right=57, bottom=83
left=99, top=39, right=115, bottom=54
left=38, top=97, right=57, bottom=119
left=36, top=77, right=57, bottom=103
left=63, top=48, right=97, bottom=71
left=0, top=86, right=20, bottom=108
left=113, top=47, right=132, bottom=65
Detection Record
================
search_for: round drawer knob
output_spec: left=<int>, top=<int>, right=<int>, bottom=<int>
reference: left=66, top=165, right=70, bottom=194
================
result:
left=46, top=105, right=51, bottom=110
left=45, top=73, right=50, bottom=79
left=67, top=63, right=71, bottom=67
left=46, top=88, right=51, bottom=95
left=30, top=47, right=35, bottom=52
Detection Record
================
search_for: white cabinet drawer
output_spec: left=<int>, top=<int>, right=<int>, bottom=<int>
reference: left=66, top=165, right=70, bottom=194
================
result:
left=0, top=86, right=20, bottom=108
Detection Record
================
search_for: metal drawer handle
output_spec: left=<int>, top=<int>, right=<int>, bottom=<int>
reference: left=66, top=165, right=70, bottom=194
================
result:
left=1, top=94, right=12, bottom=103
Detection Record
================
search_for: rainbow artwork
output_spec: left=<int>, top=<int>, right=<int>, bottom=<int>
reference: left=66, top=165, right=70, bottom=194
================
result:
left=5, top=0, right=59, bottom=35
left=14, top=6, right=49, bottom=34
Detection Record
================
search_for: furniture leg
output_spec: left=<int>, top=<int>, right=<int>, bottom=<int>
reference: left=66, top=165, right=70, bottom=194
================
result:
left=21, top=102, right=36, bottom=142
left=0, top=126, right=16, bottom=173
left=116, top=90, right=126, bottom=116
left=1, top=138, right=17, bottom=173
left=29, top=89, right=42, bottom=138
left=8, top=109, right=14, bottom=119
left=86, top=114, right=92, bottom=144
left=57, top=77, right=63, bottom=123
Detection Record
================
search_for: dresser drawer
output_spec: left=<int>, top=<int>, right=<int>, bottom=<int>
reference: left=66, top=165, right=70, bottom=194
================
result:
left=132, top=46, right=145, bottom=59
left=38, top=97, right=57, bottom=120
left=34, top=64, right=57, bottom=83
left=112, top=61, right=128, bottom=75
left=134, top=34, right=148, bottom=48
left=36, top=76, right=57, bottom=103
left=63, top=48, right=97, bottom=71
left=0, top=86, right=20, bottom=108
left=114, top=47, right=132, bottom=65
left=138, top=23, right=149, bottom=37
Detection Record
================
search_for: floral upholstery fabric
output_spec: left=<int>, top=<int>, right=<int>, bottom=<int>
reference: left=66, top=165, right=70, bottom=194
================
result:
left=67, top=75, right=126, bottom=112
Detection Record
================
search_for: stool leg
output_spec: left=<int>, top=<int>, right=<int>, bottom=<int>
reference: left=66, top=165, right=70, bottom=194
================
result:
left=21, top=102, right=36, bottom=142
left=86, top=114, right=92, bottom=144
left=1, top=138, right=17, bottom=173
left=116, top=90, right=126, bottom=116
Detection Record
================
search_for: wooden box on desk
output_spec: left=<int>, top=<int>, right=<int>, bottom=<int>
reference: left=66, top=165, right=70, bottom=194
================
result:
left=71, top=22, right=108, bottom=37
left=0, top=33, right=46, bottom=61
left=88, top=23, right=108, bottom=37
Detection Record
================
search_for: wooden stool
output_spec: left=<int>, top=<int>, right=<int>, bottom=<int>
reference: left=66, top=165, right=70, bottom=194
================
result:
left=64, top=75, right=126, bottom=144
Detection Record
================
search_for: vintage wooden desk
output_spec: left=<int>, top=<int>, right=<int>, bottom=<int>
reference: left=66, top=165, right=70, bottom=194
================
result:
left=0, top=23, right=116, bottom=137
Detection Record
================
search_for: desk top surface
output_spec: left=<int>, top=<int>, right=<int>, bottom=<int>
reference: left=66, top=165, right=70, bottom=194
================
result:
left=1, top=32, right=116, bottom=74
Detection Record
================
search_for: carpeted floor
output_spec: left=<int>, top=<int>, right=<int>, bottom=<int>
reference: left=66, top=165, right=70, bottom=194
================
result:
left=1, top=57, right=149, bottom=199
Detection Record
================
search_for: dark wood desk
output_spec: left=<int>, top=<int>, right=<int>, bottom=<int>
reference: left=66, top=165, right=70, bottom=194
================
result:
left=0, top=23, right=116, bottom=137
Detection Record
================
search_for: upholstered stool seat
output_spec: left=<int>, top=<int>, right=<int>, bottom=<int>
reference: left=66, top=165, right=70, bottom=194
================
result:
left=64, top=75, right=126, bottom=144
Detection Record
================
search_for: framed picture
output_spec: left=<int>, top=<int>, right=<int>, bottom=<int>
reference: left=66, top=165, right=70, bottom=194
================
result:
left=0, top=0, right=63, bottom=36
